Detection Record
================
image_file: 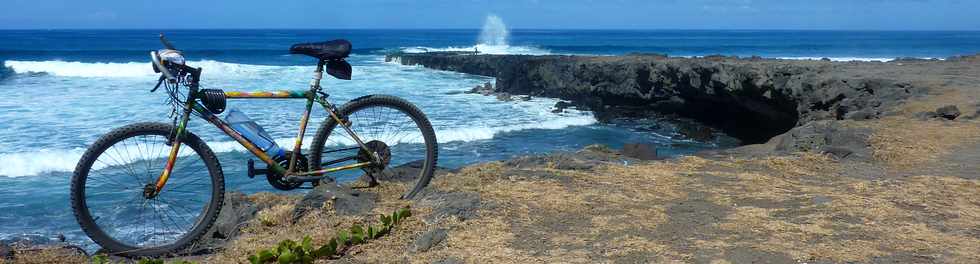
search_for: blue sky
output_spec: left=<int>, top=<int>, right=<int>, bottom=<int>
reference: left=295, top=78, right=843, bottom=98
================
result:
left=1, top=0, right=977, bottom=30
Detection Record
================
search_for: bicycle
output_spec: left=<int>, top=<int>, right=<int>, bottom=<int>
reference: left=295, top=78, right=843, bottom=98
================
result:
left=70, top=35, right=438, bottom=257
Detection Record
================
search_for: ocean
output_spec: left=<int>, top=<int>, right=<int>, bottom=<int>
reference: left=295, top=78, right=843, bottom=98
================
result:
left=1, top=28, right=979, bottom=249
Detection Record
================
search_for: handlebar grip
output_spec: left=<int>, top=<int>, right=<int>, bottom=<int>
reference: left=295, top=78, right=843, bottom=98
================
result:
left=150, top=51, right=176, bottom=81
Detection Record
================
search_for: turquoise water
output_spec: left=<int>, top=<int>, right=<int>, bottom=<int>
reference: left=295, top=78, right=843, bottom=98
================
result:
left=1, top=29, right=978, bottom=248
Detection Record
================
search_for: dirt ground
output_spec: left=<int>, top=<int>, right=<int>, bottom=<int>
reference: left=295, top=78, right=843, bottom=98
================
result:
left=348, top=139, right=978, bottom=263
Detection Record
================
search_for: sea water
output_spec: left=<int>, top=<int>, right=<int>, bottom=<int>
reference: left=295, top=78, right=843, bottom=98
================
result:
left=1, top=29, right=979, bottom=248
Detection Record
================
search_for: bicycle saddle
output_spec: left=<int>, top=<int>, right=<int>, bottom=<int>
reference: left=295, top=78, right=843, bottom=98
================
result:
left=289, top=39, right=352, bottom=60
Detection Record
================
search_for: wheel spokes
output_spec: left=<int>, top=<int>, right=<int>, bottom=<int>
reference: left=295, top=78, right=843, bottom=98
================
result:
left=84, top=133, right=212, bottom=248
left=322, top=105, right=426, bottom=182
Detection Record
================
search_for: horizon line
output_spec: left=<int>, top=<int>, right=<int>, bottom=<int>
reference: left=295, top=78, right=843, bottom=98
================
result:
left=1, top=28, right=978, bottom=32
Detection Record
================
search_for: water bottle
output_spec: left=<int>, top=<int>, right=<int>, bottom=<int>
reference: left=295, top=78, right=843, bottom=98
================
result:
left=224, top=109, right=285, bottom=160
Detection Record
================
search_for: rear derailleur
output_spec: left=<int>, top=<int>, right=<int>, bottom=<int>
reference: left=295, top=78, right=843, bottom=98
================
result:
left=357, top=140, right=391, bottom=188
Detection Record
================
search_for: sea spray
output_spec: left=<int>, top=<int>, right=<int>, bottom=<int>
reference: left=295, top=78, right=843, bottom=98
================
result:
left=478, top=14, right=510, bottom=46
left=401, top=14, right=549, bottom=55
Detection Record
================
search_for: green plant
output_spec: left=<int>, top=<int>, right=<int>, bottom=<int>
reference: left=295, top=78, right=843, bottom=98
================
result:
left=91, top=254, right=110, bottom=264
left=247, top=236, right=319, bottom=264
left=248, top=207, right=412, bottom=264
left=90, top=255, right=198, bottom=264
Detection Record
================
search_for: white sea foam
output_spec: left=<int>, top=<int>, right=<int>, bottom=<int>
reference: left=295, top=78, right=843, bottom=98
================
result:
left=435, top=112, right=596, bottom=142
left=0, top=110, right=596, bottom=178
left=0, top=52, right=598, bottom=178
left=4, top=60, right=303, bottom=78
left=5, top=60, right=158, bottom=77
left=0, top=149, right=87, bottom=177
left=401, top=44, right=551, bottom=55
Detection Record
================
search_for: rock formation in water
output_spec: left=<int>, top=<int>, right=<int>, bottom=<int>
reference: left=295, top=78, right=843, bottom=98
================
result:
left=386, top=53, right=928, bottom=143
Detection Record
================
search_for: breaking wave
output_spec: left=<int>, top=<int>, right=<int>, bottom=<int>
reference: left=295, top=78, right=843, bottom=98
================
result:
left=0, top=111, right=595, bottom=178
left=3, top=60, right=304, bottom=78
left=400, top=44, right=551, bottom=55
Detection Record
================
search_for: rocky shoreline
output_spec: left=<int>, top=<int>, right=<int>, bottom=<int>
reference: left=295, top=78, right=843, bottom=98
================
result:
left=385, top=52, right=978, bottom=143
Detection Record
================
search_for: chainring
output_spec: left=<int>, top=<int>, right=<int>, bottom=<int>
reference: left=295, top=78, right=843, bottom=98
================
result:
left=266, top=151, right=308, bottom=191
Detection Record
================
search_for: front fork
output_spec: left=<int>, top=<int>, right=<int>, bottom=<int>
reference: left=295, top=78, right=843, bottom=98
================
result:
left=146, top=100, right=194, bottom=199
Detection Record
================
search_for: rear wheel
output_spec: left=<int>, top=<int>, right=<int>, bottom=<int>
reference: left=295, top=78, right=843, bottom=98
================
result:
left=70, top=122, right=224, bottom=257
left=310, top=95, right=438, bottom=199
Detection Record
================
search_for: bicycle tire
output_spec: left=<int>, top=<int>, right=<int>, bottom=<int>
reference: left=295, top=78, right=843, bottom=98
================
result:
left=70, top=122, right=224, bottom=257
left=310, top=95, right=438, bottom=199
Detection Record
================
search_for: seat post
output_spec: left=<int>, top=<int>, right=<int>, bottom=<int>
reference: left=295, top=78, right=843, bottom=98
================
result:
left=311, top=60, right=325, bottom=90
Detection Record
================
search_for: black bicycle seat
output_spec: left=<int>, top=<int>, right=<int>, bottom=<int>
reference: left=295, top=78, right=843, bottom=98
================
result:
left=289, top=39, right=352, bottom=60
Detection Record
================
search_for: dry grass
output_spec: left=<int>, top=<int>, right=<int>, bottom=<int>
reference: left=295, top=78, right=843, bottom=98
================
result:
left=357, top=156, right=699, bottom=263
left=699, top=154, right=980, bottom=263
left=866, top=116, right=980, bottom=167
left=0, top=247, right=89, bottom=264
left=347, top=148, right=980, bottom=263
left=899, top=89, right=977, bottom=115
left=13, top=140, right=979, bottom=263
left=13, top=128, right=980, bottom=263
left=206, top=182, right=416, bottom=263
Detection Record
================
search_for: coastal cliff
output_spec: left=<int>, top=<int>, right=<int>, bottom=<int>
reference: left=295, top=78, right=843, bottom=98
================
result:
left=386, top=53, right=931, bottom=143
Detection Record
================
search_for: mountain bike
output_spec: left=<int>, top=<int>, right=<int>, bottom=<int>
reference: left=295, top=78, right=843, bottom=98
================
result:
left=70, top=35, right=438, bottom=257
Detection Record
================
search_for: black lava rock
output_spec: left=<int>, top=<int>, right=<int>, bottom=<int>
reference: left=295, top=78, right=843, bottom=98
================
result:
left=621, top=143, right=659, bottom=160
left=415, top=191, right=480, bottom=224
left=190, top=192, right=257, bottom=254
left=936, top=105, right=961, bottom=120
left=386, top=53, right=923, bottom=144
left=293, top=184, right=376, bottom=223
left=411, top=228, right=448, bottom=252
left=0, top=242, right=12, bottom=260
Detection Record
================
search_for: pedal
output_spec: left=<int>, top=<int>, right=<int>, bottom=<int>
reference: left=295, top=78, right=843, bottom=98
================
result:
left=246, top=159, right=268, bottom=178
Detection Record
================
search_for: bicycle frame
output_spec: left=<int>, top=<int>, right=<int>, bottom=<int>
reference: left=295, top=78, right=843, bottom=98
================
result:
left=152, top=61, right=375, bottom=195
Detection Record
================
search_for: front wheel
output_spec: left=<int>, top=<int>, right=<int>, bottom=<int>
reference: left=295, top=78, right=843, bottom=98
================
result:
left=310, top=95, right=438, bottom=199
left=70, top=122, right=224, bottom=257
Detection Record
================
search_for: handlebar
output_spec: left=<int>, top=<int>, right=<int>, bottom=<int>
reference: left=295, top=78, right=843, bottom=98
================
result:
left=150, top=34, right=203, bottom=92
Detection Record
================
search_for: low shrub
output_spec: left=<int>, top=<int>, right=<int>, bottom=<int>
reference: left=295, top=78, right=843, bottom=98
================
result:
left=248, top=207, right=412, bottom=264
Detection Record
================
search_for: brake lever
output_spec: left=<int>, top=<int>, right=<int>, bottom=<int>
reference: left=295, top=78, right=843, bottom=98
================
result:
left=151, top=75, right=166, bottom=92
